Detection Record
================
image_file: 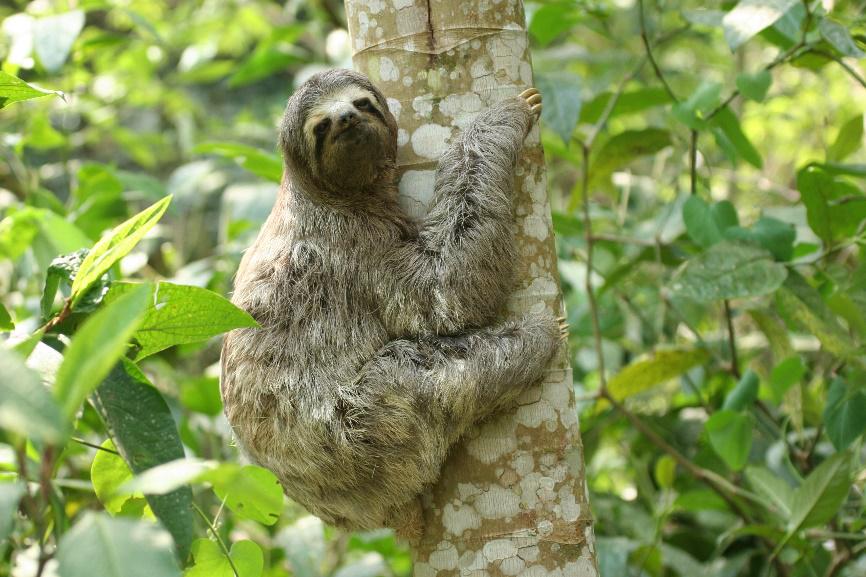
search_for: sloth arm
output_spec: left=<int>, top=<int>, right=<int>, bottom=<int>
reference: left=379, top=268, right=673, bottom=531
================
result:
left=381, top=97, right=532, bottom=335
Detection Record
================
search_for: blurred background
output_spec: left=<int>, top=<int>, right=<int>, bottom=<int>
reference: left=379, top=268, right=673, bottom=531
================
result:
left=1, top=1, right=865, bottom=576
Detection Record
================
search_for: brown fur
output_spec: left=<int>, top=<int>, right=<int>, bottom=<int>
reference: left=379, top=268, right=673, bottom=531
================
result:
left=220, top=69, right=558, bottom=535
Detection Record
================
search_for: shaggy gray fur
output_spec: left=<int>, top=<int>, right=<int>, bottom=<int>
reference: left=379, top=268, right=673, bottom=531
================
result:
left=220, top=69, right=559, bottom=534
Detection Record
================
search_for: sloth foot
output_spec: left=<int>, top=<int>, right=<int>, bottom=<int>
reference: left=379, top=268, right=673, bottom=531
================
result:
left=519, top=87, right=543, bottom=117
left=557, top=315, right=570, bottom=341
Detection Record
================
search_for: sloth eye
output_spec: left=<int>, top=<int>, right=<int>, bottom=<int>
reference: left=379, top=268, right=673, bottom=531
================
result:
left=353, top=97, right=373, bottom=111
left=314, top=119, right=330, bottom=136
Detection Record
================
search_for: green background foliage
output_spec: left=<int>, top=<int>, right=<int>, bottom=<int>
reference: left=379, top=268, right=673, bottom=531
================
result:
left=1, top=0, right=864, bottom=576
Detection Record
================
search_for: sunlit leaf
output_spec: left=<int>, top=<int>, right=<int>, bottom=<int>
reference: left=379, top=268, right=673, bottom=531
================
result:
left=103, top=281, right=258, bottom=359
left=207, top=465, right=283, bottom=526
left=722, top=0, right=799, bottom=50
left=529, top=3, right=581, bottom=46
left=70, top=196, right=172, bottom=302
left=186, top=539, right=263, bottom=577
left=54, top=285, right=149, bottom=419
left=736, top=70, right=772, bottom=102
left=0, top=347, right=67, bottom=443
left=0, top=71, right=63, bottom=109
left=827, top=115, right=863, bottom=163
left=605, top=348, right=709, bottom=403
left=195, top=142, right=282, bottom=183
left=33, top=10, right=85, bottom=73
left=787, top=451, right=852, bottom=533
left=819, top=19, right=865, bottom=58
left=91, top=439, right=152, bottom=517
left=745, top=466, right=793, bottom=519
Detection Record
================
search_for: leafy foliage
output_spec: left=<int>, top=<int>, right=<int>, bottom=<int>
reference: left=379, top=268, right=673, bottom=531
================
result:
left=1, top=0, right=865, bottom=576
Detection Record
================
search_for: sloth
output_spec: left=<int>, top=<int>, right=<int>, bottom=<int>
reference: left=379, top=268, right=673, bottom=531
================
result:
left=220, top=69, right=561, bottom=538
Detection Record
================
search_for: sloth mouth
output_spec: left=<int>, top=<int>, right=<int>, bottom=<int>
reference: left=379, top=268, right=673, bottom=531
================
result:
left=334, top=120, right=373, bottom=142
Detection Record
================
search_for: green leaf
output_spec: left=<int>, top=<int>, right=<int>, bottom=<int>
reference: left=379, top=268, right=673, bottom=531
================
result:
left=579, top=88, right=672, bottom=124
left=72, top=164, right=127, bottom=239
left=56, top=513, right=181, bottom=577
left=207, top=465, right=283, bottom=526
left=723, top=370, right=759, bottom=411
left=195, top=142, right=282, bottom=183
left=0, top=482, right=25, bottom=541
left=819, top=19, right=865, bottom=58
left=724, top=217, right=796, bottom=261
left=768, top=356, right=806, bottom=404
left=745, top=466, right=793, bottom=519
left=42, top=249, right=111, bottom=318
left=103, top=282, right=258, bottom=359
left=722, top=0, right=800, bottom=50
left=54, top=284, right=149, bottom=419
left=71, top=196, right=172, bottom=302
left=91, top=439, right=152, bottom=517
left=0, top=303, right=13, bottom=331
left=705, top=409, right=752, bottom=471
left=536, top=72, right=582, bottom=145
left=589, top=128, right=671, bottom=186
left=683, top=196, right=739, bottom=248
left=25, top=114, right=66, bottom=150
left=529, top=2, right=581, bottom=46
left=736, top=70, right=772, bottom=102
left=0, top=347, right=67, bottom=443
left=0, top=71, right=63, bottom=109
left=33, top=10, right=85, bottom=73
left=92, top=361, right=194, bottom=560
left=827, top=115, right=863, bottom=163
left=186, top=539, right=263, bottom=577
left=710, top=106, right=763, bottom=168
left=605, top=348, right=709, bottom=403
left=0, top=207, right=42, bottom=261
left=823, top=378, right=866, bottom=451
left=670, top=241, right=788, bottom=301
left=788, top=451, right=852, bottom=533
left=795, top=164, right=865, bottom=246
left=775, top=272, right=857, bottom=360
left=180, top=377, right=223, bottom=416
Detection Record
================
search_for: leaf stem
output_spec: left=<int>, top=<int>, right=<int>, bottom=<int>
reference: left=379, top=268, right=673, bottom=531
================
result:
left=192, top=502, right=240, bottom=577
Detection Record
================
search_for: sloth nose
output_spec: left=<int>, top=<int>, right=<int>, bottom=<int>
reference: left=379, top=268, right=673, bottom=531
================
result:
left=339, top=110, right=358, bottom=127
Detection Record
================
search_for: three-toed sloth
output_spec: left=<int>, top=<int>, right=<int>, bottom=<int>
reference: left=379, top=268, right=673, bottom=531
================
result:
left=220, top=69, right=560, bottom=538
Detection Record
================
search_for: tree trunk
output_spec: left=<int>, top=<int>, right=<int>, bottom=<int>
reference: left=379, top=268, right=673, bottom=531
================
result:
left=345, top=1, right=599, bottom=575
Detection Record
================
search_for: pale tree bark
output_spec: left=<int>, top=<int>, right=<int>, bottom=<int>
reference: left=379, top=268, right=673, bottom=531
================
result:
left=345, top=1, right=599, bottom=575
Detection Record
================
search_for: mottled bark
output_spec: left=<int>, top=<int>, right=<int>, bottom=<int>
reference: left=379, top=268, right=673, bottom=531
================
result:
left=345, top=1, right=598, bottom=575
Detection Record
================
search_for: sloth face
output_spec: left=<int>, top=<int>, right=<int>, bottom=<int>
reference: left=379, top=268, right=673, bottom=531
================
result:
left=280, top=70, right=397, bottom=195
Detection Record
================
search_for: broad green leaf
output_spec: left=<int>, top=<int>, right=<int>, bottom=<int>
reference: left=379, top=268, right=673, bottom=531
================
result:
left=787, top=451, right=852, bottom=534
left=0, top=303, right=12, bottom=331
left=819, top=19, right=865, bottom=58
left=91, top=439, right=152, bottom=517
left=745, top=466, right=793, bottom=519
left=670, top=241, right=787, bottom=301
left=42, top=249, right=111, bottom=318
left=195, top=142, right=282, bottom=183
left=705, top=409, right=752, bottom=471
left=579, top=88, right=672, bottom=124
left=186, top=539, right=263, bottom=577
left=682, top=196, right=739, bottom=248
left=711, top=107, right=763, bottom=168
left=795, top=164, right=865, bottom=246
left=103, top=281, right=258, bottom=359
left=536, top=72, right=582, bottom=145
left=92, top=361, right=194, bottom=560
left=589, top=128, right=671, bottom=186
left=768, top=356, right=805, bottom=404
left=0, top=207, right=42, bottom=261
left=529, top=3, right=581, bottom=46
left=724, top=217, right=796, bottom=261
left=228, top=32, right=305, bottom=88
left=775, top=272, right=857, bottom=360
left=0, top=71, right=63, bottom=109
left=54, top=286, right=149, bottom=419
left=0, top=482, right=25, bottom=542
left=827, top=115, right=863, bottom=163
left=723, top=370, right=759, bottom=411
left=71, top=196, right=172, bottom=302
left=654, top=455, right=676, bottom=489
left=180, top=377, right=223, bottom=416
left=605, top=348, right=709, bottom=403
left=56, top=513, right=181, bottom=577
left=33, top=10, right=85, bottom=73
left=120, top=459, right=217, bottom=496
left=823, top=378, right=866, bottom=451
left=207, top=464, right=283, bottom=526
left=31, top=210, right=91, bottom=269
left=72, top=164, right=127, bottom=239
left=0, top=347, right=67, bottom=443
left=26, top=114, right=66, bottom=150
left=736, top=70, right=772, bottom=102
left=722, top=0, right=799, bottom=50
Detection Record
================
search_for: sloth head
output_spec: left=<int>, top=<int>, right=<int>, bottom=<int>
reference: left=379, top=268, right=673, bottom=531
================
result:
left=279, top=69, right=398, bottom=197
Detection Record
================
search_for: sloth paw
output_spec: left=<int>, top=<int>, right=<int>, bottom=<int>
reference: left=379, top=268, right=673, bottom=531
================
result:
left=519, top=87, right=543, bottom=119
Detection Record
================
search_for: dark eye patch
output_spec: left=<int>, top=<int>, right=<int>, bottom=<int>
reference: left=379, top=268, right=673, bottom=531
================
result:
left=314, top=118, right=331, bottom=136
left=353, top=97, right=373, bottom=110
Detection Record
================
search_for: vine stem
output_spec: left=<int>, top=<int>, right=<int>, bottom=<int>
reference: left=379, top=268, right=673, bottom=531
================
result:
left=192, top=503, right=239, bottom=577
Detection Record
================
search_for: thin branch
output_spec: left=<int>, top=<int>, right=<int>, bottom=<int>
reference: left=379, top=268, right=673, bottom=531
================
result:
left=723, top=300, right=740, bottom=379
left=637, top=0, right=678, bottom=102
left=71, top=437, right=120, bottom=455
left=809, top=49, right=866, bottom=90
left=193, top=503, right=239, bottom=577
left=689, top=130, right=698, bottom=195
